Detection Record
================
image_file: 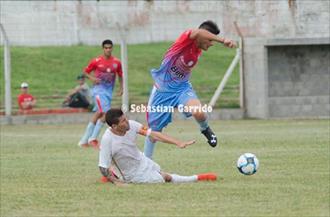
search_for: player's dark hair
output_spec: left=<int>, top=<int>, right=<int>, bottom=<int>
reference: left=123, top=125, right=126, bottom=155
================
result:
left=198, top=20, right=220, bottom=35
left=106, top=108, right=123, bottom=126
left=102, top=39, right=113, bottom=47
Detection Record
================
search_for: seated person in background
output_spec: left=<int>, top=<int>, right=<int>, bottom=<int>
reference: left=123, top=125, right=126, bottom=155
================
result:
left=63, top=74, right=91, bottom=109
left=17, top=82, right=37, bottom=111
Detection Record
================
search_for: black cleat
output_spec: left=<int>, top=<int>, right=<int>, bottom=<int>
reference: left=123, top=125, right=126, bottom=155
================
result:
left=201, top=127, right=217, bottom=147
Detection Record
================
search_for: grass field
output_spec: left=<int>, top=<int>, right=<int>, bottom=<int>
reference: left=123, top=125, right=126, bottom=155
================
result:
left=0, top=43, right=239, bottom=110
left=1, top=119, right=329, bottom=217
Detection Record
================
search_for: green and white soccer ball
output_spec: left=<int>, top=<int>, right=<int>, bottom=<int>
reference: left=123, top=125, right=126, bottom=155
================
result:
left=237, top=153, right=259, bottom=175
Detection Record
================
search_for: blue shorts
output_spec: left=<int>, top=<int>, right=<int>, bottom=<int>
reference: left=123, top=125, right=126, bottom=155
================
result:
left=146, top=85, right=198, bottom=131
left=91, top=86, right=113, bottom=113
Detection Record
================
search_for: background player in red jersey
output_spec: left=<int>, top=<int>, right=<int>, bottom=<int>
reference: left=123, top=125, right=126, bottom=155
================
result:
left=78, top=39, right=123, bottom=148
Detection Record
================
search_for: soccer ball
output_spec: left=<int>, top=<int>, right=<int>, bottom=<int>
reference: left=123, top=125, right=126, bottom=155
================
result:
left=237, top=153, right=259, bottom=175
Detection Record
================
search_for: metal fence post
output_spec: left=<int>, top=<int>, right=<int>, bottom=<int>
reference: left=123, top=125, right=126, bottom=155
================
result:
left=0, top=23, right=12, bottom=123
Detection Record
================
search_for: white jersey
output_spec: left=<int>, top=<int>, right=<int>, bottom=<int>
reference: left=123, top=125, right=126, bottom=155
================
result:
left=99, top=120, right=164, bottom=182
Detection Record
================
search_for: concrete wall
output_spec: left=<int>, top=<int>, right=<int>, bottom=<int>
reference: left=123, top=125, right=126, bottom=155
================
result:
left=244, top=37, right=330, bottom=118
left=242, top=38, right=269, bottom=118
left=1, top=0, right=329, bottom=45
left=267, top=44, right=330, bottom=118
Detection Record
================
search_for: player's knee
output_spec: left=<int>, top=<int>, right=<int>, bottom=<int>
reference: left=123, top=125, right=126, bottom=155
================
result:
left=95, top=111, right=103, bottom=118
left=100, top=113, right=106, bottom=122
left=192, top=111, right=206, bottom=121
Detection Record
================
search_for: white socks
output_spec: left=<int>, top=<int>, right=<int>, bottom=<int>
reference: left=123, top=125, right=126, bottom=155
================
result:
left=170, top=174, right=198, bottom=183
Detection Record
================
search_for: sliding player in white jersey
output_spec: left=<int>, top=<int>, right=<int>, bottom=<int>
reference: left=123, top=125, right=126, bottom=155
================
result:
left=99, top=108, right=217, bottom=185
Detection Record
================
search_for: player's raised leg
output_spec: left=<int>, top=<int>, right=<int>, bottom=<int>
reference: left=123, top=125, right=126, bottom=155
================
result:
left=185, top=98, right=217, bottom=147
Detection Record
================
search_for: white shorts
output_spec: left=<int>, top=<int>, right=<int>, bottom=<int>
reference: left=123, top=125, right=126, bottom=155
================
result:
left=129, top=156, right=165, bottom=184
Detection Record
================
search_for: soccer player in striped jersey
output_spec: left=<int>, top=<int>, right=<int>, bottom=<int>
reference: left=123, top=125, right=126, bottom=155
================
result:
left=144, top=20, right=236, bottom=158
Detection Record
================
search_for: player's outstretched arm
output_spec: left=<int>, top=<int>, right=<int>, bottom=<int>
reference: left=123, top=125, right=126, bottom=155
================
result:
left=138, top=127, right=195, bottom=148
left=190, top=29, right=236, bottom=48
left=151, top=131, right=195, bottom=148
